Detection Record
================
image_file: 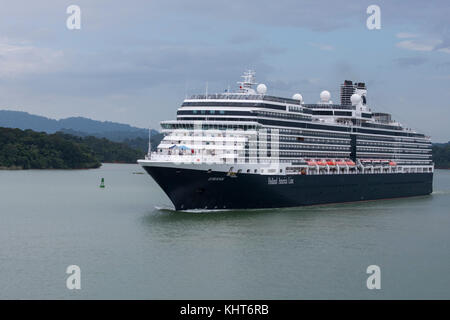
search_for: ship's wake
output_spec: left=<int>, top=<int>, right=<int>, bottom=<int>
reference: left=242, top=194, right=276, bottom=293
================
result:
left=154, top=206, right=175, bottom=212
left=155, top=206, right=234, bottom=213
left=432, top=190, right=450, bottom=195
left=154, top=205, right=277, bottom=214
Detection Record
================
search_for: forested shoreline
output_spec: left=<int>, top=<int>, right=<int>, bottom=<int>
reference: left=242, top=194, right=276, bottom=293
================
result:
left=433, top=143, right=450, bottom=169
left=0, top=127, right=145, bottom=169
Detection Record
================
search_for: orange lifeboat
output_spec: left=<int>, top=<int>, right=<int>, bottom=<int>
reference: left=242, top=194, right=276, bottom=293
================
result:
left=336, top=160, right=347, bottom=166
left=345, top=160, right=356, bottom=166
left=317, top=160, right=327, bottom=166
left=307, top=161, right=317, bottom=166
left=327, top=160, right=336, bottom=166
left=389, top=161, right=397, bottom=166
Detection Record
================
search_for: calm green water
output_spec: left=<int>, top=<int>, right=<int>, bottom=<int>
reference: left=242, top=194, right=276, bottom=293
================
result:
left=0, top=164, right=449, bottom=299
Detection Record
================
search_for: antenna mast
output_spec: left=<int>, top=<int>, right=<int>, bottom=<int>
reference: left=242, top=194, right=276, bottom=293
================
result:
left=237, top=70, right=257, bottom=94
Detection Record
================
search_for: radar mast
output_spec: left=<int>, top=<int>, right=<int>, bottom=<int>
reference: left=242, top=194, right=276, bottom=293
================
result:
left=237, top=70, right=257, bottom=94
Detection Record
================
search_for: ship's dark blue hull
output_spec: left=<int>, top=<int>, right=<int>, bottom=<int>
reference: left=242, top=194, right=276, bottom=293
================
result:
left=143, top=166, right=433, bottom=210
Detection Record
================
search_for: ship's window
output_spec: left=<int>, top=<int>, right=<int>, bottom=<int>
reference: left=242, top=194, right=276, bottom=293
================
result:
left=280, top=169, right=283, bottom=173
left=247, top=169, right=250, bottom=173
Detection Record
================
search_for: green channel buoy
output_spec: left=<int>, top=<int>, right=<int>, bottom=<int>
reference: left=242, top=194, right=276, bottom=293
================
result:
left=99, top=178, right=105, bottom=188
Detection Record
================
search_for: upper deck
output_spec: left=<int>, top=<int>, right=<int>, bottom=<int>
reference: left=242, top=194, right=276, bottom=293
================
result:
left=188, top=93, right=303, bottom=106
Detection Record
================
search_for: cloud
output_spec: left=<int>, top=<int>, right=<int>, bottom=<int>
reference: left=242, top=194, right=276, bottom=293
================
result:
left=429, top=74, right=450, bottom=80
left=394, top=32, right=450, bottom=53
left=396, top=39, right=442, bottom=52
left=396, top=32, right=419, bottom=39
left=393, top=57, right=427, bottom=68
left=309, top=42, right=335, bottom=51
left=7, top=43, right=274, bottom=98
left=229, top=33, right=261, bottom=45
left=0, top=38, right=65, bottom=77
left=267, top=78, right=321, bottom=92
left=155, top=0, right=364, bottom=32
left=396, top=33, right=418, bottom=39
left=332, top=61, right=360, bottom=80
left=437, top=47, right=450, bottom=54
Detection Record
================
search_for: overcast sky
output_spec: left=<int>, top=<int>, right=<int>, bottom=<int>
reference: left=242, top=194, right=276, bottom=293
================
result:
left=0, top=0, right=449, bottom=141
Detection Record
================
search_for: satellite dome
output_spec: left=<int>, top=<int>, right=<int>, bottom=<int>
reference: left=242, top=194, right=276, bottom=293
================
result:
left=257, top=83, right=267, bottom=94
left=350, top=93, right=362, bottom=106
left=320, top=90, right=331, bottom=102
left=292, top=93, right=303, bottom=102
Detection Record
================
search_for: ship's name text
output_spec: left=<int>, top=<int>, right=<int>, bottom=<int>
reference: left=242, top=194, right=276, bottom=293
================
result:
left=268, top=177, right=294, bottom=185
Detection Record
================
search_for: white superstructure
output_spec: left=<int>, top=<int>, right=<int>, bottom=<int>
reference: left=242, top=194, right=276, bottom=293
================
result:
left=140, top=71, right=433, bottom=176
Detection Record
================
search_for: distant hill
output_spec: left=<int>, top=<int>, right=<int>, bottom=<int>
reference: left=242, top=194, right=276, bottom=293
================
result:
left=0, top=110, right=158, bottom=140
left=59, top=129, right=164, bottom=153
left=122, top=133, right=165, bottom=153
left=0, top=110, right=164, bottom=154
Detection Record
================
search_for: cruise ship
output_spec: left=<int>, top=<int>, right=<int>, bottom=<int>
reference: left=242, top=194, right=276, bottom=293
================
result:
left=138, top=71, right=433, bottom=210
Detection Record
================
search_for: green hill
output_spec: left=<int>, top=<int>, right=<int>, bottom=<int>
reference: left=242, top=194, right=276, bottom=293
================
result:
left=0, top=127, right=146, bottom=169
left=0, top=127, right=101, bottom=169
left=433, top=143, right=450, bottom=169
left=59, top=133, right=145, bottom=163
